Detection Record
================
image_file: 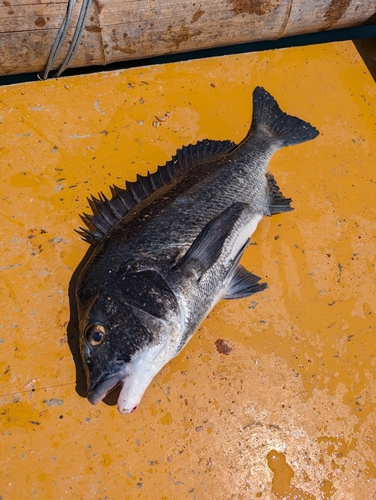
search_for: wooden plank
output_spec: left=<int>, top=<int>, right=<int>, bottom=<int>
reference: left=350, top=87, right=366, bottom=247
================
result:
left=0, top=0, right=375, bottom=75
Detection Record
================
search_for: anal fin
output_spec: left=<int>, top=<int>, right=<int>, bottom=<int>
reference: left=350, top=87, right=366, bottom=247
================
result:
left=224, top=265, right=267, bottom=299
left=267, top=172, right=294, bottom=215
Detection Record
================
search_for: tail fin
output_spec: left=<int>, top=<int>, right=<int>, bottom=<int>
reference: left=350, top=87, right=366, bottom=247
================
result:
left=251, top=87, right=319, bottom=146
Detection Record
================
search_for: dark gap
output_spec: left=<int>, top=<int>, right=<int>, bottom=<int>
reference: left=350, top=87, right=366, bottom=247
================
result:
left=353, top=37, right=376, bottom=82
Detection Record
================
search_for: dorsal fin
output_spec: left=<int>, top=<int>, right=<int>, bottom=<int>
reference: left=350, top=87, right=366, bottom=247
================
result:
left=77, top=139, right=236, bottom=244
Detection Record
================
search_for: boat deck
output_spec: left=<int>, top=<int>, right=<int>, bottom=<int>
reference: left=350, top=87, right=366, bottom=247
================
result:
left=1, top=40, right=375, bottom=499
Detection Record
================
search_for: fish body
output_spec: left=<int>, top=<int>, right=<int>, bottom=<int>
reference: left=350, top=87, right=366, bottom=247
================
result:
left=76, top=87, right=319, bottom=414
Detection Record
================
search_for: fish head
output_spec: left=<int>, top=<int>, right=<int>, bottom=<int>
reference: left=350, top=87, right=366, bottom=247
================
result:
left=77, top=269, right=181, bottom=414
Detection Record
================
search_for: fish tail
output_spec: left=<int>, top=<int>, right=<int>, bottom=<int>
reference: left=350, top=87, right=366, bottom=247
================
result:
left=250, top=87, right=319, bottom=146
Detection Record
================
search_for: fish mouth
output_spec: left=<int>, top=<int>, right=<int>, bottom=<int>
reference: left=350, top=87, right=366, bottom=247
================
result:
left=87, top=363, right=130, bottom=405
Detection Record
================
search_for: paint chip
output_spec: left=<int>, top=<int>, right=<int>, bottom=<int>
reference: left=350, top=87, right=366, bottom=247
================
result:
left=44, top=398, right=64, bottom=407
left=215, top=338, right=233, bottom=355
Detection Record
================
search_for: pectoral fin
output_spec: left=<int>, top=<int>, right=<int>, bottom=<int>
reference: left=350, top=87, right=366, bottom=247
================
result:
left=175, top=202, right=250, bottom=280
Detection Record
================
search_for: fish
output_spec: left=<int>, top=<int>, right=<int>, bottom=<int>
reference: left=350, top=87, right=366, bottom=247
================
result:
left=76, top=86, right=319, bottom=414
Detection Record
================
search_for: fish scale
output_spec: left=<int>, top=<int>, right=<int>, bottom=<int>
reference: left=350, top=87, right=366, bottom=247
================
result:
left=76, top=86, right=319, bottom=414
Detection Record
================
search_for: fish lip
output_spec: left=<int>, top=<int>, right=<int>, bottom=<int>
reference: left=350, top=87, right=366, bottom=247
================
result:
left=87, top=362, right=130, bottom=405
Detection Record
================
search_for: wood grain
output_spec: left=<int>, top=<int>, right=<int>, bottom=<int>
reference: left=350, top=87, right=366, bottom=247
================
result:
left=0, top=0, right=375, bottom=75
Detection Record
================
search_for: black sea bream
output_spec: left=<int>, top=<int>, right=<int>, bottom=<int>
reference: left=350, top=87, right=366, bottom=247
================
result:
left=76, top=87, right=319, bottom=414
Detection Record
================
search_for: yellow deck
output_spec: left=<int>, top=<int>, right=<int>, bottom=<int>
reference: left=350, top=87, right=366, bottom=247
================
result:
left=1, top=41, right=375, bottom=499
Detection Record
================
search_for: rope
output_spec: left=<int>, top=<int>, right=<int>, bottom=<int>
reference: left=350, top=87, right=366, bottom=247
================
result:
left=43, top=0, right=93, bottom=79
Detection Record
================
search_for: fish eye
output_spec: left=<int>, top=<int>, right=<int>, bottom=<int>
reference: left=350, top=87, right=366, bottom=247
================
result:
left=86, top=324, right=106, bottom=346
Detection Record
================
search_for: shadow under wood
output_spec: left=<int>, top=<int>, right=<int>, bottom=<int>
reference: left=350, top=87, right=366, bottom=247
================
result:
left=353, top=37, right=376, bottom=82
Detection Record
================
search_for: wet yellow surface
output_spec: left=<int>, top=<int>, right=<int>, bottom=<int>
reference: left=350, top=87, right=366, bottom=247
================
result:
left=0, top=41, right=375, bottom=499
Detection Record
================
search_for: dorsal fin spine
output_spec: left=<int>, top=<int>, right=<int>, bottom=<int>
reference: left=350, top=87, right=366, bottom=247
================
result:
left=97, top=194, right=120, bottom=225
left=148, top=173, right=156, bottom=191
left=106, top=190, right=125, bottom=218
left=84, top=211, right=110, bottom=233
left=166, top=162, right=175, bottom=179
left=80, top=214, right=106, bottom=237
left=149, top=171, right=162, bottom=190
left=126, top=180, right=142, bottom=203
left=76, top=226, right=103, bottom=244
left=89, top=197, right=116, bottom=226
left=138, top=174, right=154, bottom=196
left=118, top=185, right=137, bottom=208
left=159, top=165, right=170, bottom=184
